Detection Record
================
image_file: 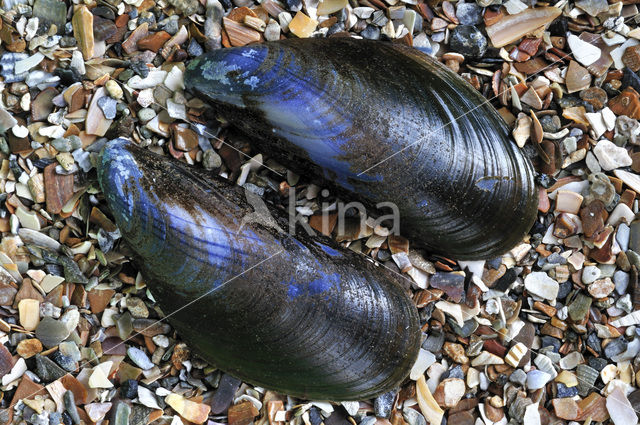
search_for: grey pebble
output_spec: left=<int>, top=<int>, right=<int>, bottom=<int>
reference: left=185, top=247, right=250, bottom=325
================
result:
left=97, top=96, right=117, bottom=120
left=127, top=346, right=155, bottom=370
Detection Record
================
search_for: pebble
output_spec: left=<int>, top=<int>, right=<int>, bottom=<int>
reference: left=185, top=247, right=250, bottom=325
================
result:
left=593, top=139, right=633, bottom=170
left=456, top=2, right=482, bottom=25
left=449, top=25, right=487, bottom=58
left=374, top=391, right=395, bottom=418
left=34, top=354, right=66, bottom=382
left=567, top=34, right=601, bottom=66
left=127, top=347, right=154, bottom=370
left=524, top=271, right=559, bottom=300
left=526, top=370, right=551, bottom=390
left=97, top=96, right=117, bottom=120
left=35, top=317, right=70, bottom=348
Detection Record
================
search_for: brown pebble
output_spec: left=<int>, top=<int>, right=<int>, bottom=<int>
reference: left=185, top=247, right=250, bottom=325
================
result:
left=609, top=86, right=640, bottom=119
left=16, top=338, right=43, bottom=359
left=138, top=31, right=172, bottom=52
left=228, top=401, right=259, bottom=425
left=44, top=164, right=75, bottom=215
left=623, top=44, right=640, bottom=72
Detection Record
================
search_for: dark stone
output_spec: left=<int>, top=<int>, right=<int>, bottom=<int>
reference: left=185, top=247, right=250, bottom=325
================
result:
left=588, top=356, right=608, bottom=371
left=627, top=388, right=640, bottom=412
left=448, top=318, right=478, bottom=338
left=422, top=330, right=444, bottom=353
left=493, top=268, right=517, bottom=291
left=120, top=379, right=139, bottom=399
left=539, top=115, right=561, bottom=133
left=540, top=336, right=561, bottom=352
left=446, top=365, right=465, bottom=380
left=35, top=354, right=66, bottom=382
left=92, top=6, right=115, bottom=20
left=93, top=16, right=117, bottom=41
left=61, top=411, right=73, bottom=425
left=361, top=25, right=380, bottom=40
left=586, top=332, right=602, bottom=356
left=130, top=60, right=149, bottom=78
left=603, top=337, right=627, bottom=359
left=309, top=407, right=323, bottom=425
left=622, top=67, right=640, bottom=93
left=456, top=2, right=482, bottom=25
left=430, top=272, right=466, bottom=302
left=547, top=16, right=567, bottom=36
left=556, top=383, right=579, bottom=398
left=449, top=25, right=487, bottom=58
left=59, top=36, right=77, bottom=48
left=64, top=391, right=81, bottom=424
left=486, top=258, right=502, bottom=269
left=210, top=373, right=241, bottom=414
left=374, top=390, right=396, bottom=418
left=325, top=408, right=351, bottom=425
left=557, top=281, right=572, bottom=299
left=54, top=68, right=82, bottom=86
left=50, top=351, right=76, bottom=372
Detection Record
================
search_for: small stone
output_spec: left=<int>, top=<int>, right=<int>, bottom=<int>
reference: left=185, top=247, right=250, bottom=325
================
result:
left=137, top=31, right=171, bottom=52
left=88, top=362, right=113, bottom=388
left=18, top=298, right=40, bottom=331
left=526, top=370, right=551, bottom=390
left=16, top=338, right=43, bottom=359
left=288, top=12, right=317, bottom=38
left=568, top=34, right=601, bottom=66
left=593, top=139, right=632, bottom=170
left=556, top=190, right=583, bottom=214
left=172, top=126, right=199, bottom=152
left=456, top=2, right=482, bottom=25
left=471, top=351, right=504, bottom=366
left=137, top=108, right=156, bottom=123
left=71, top=6, right=94, bottom=60
left=582, top=265, right=601, bottom=284
left=35, top=317, right=69, bottom=348
left=35, top=354, right=66, bottom=382
left=97, top=96, right=117, bottom=120
left=375, top=391, right=395, bottom=418
left=127, top=347, right=154, bottom=370
left=84, top=403, right=112, bottom=423
left=120, top=379, right=138, bottom=399
left=63, top=391, right=80, bottom=424
left=449, top=25, right=487, bottom=58
left=105, top=80, right=123, bottom=100
left=607, top=387, right=636, bottom=425
left=524, top=271, right=559, bottom=300
left=166, top=393, right=212, bottom=424
left=505, top=343, right=527, bottom=367
left=433, top=378, right=465, bottom=408
left=610, top=87, right=640, bottom=119
left=566, top=61, right=592, bottom=93
left=126, top=297, right=149, bottom=318
left=410, top=349, right=437, bottom=379
left=443, top=342, right=468, bottom=364
left=430, top=272, right=465, bottom=302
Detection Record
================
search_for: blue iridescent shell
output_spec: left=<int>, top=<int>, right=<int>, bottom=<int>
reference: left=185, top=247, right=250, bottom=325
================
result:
left=185, top=38, right=538, bottom=260
left=97, top=139, right=421, bottom=400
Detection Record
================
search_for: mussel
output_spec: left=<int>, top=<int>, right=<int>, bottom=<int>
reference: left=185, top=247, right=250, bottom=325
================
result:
left=97, top=139, right=421, bottom=401
left=185, top=38, right=539, bottom=260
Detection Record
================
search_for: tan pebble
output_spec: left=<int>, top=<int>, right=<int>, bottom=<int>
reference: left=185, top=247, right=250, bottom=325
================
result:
left=18, top=299, right=40, bottom=331
left=504, top=342, right=528, bottom=368
left=288, top=11, right=318, bottom=38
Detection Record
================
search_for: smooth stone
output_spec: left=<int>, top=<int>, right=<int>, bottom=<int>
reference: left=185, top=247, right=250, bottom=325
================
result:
left=607, top=387, right=636, bottom=425
left=97, top=96, right=117, bottom=120
left=614, top=270, right=630, bottom=295
left=120, top=379, right=138, bottom=399
left=374, top=390, right=396, bottom=418
left=593, top=139, right=633, bottom=170
left=127, top=347, right=154, bottom=370
left=617, top=222, right=630, bottom=251
left=524, top=272, right=559, bottom=300
left=510, top=369, right=527, bottom=386
left=526, top=370, right=551, bottom=390
left=34, top=354, right=66, bottom=382
left=35, top=316, right=70, bottom=348
left=403, top=408, right=426, bottom=425
left=456, top=2, right=482, bottom=25
left=64, top=391, right=81, bottom=424
left=449, top=25, right=487, bottom=58
left=582, top=265, right=601, bottom=284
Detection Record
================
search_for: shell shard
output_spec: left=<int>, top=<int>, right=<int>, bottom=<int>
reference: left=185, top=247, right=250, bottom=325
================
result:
left=185, top=38, right=538, bottom=260
left=97, top=139, right=421, bottom=401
